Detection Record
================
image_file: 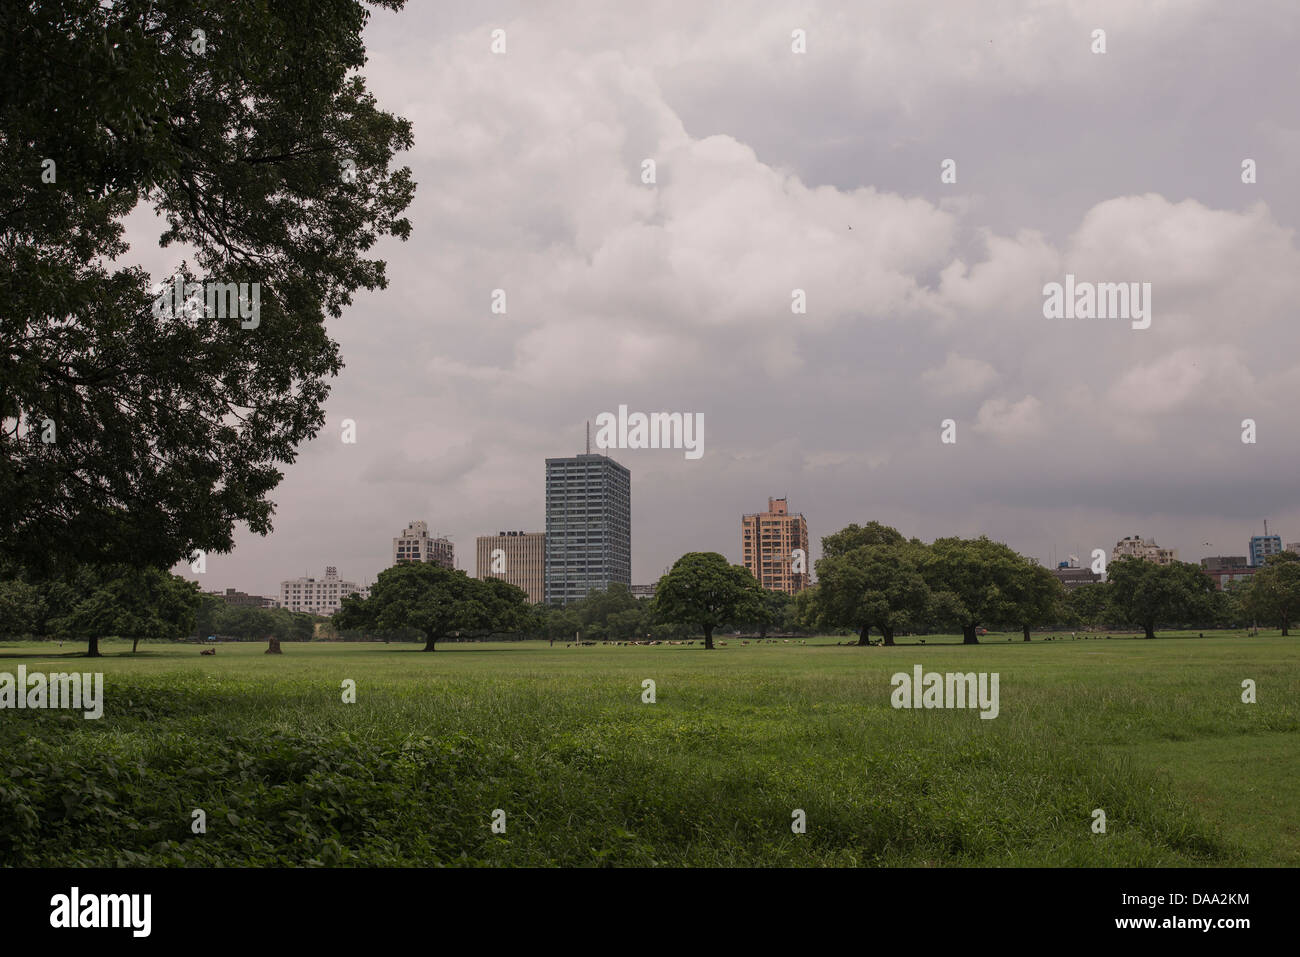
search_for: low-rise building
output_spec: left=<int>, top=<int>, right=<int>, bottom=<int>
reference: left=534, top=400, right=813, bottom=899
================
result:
left=1202, top=556, right=1249, bottom=573
left=207, top=587, right=275, bottom=609
left=1202, top=567, right=1259, bottom=591
left=1112, top=535, right=1177, bottom=566
left=1051, top=565, right=1102, bottom=590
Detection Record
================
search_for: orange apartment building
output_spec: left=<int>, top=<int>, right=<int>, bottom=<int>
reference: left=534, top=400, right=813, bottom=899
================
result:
left=741, top=497, right=810, bottom=594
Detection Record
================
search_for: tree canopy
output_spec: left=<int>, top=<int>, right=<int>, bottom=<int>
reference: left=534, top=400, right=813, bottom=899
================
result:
left=1, top=0, right=415, bottom=575
left=815, top=540, right=930, bottom=645
left=48, top=565, right=201, bottom=656
left=821, top=522, right=906, bottom=560
left=335, top=562, right=534, bottom=652
left=1242, top=553, right=1300, bottom=636
left=653, top=552, right=766, bottom=650
left=1107, top=558, right=1217, bottom=639
left=922, top=536, right=1030, bottom=644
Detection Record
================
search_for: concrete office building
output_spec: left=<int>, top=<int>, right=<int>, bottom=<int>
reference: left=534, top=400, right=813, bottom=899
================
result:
left=545, top=453, right=631, bottom=605
left=741, top=497, right=811, bottom=594
left=476, top=531, right=545, bottom=604
left=392, top=520, right=454, bottom=569
left=206, top=587, right=275, bottom=609
left=279, top=566, right=369, bottom=616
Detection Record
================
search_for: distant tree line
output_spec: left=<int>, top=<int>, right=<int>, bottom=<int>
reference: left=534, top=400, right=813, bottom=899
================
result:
left=1067, top=550, right=1300, bottom=637
left=4, top=526, right=1296, bottom=657
left=193, top=594, right=319, bottom=643
left=800, top=522, right=1300, bottom=644
left=0, top=561, right=201, bottom=655
left=0, top=560, right=328, bottom=654
left=534, top=575, right=809, bottom=646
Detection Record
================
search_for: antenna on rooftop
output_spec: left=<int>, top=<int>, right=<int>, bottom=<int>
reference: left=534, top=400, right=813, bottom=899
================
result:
left=586, top=420, right=590, bottom=455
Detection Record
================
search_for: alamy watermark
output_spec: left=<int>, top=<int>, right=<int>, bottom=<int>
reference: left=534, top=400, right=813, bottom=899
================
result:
left=593, top=405, right=704, bottom=460
left=1042, top=274, right=1151, bottom=330
left=151, top=276, right=260, bottom=329
left=50, top=887, right=150, bottom=937
left=0, top=667, right=103, bottom=719
left=890, top=665, right=999, bottom=719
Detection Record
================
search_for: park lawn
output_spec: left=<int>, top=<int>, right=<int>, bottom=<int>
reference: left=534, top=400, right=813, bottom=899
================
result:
left=1120, top=733, right=1300, bottom=866
left=0, top=632, right=1295, bottom=867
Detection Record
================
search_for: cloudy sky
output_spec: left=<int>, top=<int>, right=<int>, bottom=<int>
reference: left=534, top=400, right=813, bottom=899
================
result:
left=150, top=0, right=1300, bottom=594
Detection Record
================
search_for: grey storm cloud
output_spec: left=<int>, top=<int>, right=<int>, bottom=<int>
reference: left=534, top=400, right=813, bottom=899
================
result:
left=142, top=0, right=1300, bottom=593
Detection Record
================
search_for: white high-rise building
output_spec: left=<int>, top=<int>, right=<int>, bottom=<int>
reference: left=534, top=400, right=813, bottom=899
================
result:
left=279, top=566, right=369, bottom=615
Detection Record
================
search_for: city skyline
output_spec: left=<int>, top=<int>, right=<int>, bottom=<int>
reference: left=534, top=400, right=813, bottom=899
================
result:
left=182, top=453, right=1287, bottom=600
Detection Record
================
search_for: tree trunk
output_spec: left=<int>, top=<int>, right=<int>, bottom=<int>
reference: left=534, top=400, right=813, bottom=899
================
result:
left=857, top=625, right=870, bottom=647
left=1282, top=616, right=1289, bottom=637
left=86, top=634, right=101, bottom=657
left=703, top=625, right=714, bottom=650
left=962, top=624, right=979, bottom=645
left=132, top=636, right=140, bottom=653
left=882, top=626, right=895, bottom=647
left=423, top=633, right=437, bottom=652
left=1023, top=625, right=1031, bottom=642
left=1144, top=621, right=1155, bottom=639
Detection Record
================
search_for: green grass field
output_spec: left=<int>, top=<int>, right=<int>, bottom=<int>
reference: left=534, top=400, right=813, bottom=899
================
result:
left=1, top=631, right=1296, bottom=867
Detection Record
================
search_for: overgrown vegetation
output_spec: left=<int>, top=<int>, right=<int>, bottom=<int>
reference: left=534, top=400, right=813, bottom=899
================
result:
left=1, top=635, right=1295, bottom=866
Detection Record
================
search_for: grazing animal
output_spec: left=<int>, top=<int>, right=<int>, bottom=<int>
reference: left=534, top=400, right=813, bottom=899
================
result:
left=200, top=648, right=215, bottom=656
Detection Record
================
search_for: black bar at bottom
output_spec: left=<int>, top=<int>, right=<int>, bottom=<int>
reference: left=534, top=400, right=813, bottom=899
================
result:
left=0, top=866, right=1277, bottom=944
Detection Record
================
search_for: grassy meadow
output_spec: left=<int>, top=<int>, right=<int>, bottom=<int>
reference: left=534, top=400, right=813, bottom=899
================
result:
left=1, top=631, right=1296, bottom=867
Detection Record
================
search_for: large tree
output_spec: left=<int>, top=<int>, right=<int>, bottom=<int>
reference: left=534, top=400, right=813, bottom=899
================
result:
left=0, top=574, right=41, bottom=639
left=1, top=0, right=414, bottom=576
left=1065, top=581, right=1111, bottom=630
left=49, top=566, right=201, bottom=656
left=1106, top=558, right=1217, bottom=639
left=814, top=540, right=930, bottom=646
left=821, top=521, right=905, bottom=560
left=922, top=537, right=1027, bottom=644
left=1010, top=561, right=1066, bottom=641
left=577, top=583, right=640, bottom=640
left=653, top=552, right=765, bottom=650
left=1241, top=553, right=1300, bottom=636
left=335, top=563, right=532, bottom=652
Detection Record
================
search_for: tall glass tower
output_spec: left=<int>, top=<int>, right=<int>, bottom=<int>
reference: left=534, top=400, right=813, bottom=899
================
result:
left=545, top=453, right=631, bottom=605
